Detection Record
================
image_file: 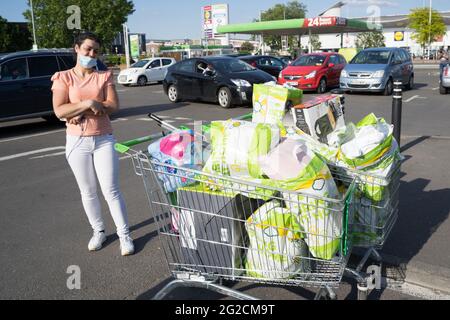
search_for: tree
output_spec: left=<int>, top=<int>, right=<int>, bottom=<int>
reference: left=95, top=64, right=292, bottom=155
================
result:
left=0, top=16, right=33, bottom=53
left=256, top=1, right=307, bottom=51
left=239, top=41, right=254, bottom=53
left=408, top=8, right=446, bottom=52
left=355, top=31, right=386, bottom=49
left=22, top=0, right=134, bottom=51
left=309, top=34, right=321, bottom=51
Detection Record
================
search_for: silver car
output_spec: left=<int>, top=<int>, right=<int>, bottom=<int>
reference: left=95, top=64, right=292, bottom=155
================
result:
left=440, top=63, right=450, bottom=94
left=340, top=47, right=414, bottom=95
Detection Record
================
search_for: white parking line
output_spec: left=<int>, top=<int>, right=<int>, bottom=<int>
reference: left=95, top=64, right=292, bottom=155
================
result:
left=0, top=147, right=65, bottom=162
left=137, top=118, right=176, bottom=123
left=432, top=87, right=440, bottom=91
left=30, top=151, right=66, bottom=160
left=0, top=129, right=66, bottom=143
left=0, top=119, right=127, bottom=144
left=405, top=95, right=420, bottom=102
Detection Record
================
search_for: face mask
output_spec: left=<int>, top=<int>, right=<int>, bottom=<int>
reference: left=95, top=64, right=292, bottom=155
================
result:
left=79, top=55, right=97, bottom=69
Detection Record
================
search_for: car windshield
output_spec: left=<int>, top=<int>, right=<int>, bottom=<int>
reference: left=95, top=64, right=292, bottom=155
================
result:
left=131, top=60, right=149, bottom=68
left=212, top=59, right=256, bottom=73
left=351, top=51, right=391, bottom=64
left=292, top=55, right=326, bottom=67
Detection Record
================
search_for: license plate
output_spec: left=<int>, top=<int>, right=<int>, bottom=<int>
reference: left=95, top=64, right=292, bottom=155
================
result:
left=350, top=79, right=367, bottom=85
left=287, top=81, right=298, bottom=86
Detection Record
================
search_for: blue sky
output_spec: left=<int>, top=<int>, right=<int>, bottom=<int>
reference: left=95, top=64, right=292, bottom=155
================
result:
left=0, top=0, right=449, bottom=39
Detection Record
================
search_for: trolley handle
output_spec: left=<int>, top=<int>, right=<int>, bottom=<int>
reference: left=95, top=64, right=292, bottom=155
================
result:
left=114, top=133, right=163, bottom=154
left=115, top=112, right=254, bottom=154
left=149, top=113, right=179, bottom=132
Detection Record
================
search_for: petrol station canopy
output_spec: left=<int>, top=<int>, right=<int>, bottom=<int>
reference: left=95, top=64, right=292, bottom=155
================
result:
left=217, top=16, right=382, bottom=36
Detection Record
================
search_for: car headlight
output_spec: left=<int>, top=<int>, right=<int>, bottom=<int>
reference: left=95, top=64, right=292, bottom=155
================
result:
left=278, top=72, right=283, bottom=79
left=341, top=70, right=348, bottom=78
left=372, top=70, right=385, bottom=78
left=305, top=70, right=317, bottom=79
left=231, top=79, right=252, bottom=87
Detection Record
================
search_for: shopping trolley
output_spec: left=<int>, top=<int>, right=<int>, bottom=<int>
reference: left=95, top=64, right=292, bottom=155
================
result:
left=115, top=113, right=374, bottom=300
left=329, top=159, right=401, bottom=297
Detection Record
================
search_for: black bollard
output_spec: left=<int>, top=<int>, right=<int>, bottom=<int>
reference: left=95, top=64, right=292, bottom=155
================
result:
left=392, top=81, right=403, bottom=146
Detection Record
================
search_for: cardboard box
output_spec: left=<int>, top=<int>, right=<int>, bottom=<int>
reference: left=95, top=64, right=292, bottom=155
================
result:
left=177, top=185, right=264, bottom=276
left=292, top=94, right=345, bottom=144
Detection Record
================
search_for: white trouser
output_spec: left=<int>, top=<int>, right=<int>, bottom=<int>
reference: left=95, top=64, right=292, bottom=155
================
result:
left=66, top=134, right=130, bottom=238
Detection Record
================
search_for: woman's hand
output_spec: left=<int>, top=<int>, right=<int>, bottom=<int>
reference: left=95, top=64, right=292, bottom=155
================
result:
left=67, top=115, right=84, bottom=125
left=82, top=99, right=105, bottom=116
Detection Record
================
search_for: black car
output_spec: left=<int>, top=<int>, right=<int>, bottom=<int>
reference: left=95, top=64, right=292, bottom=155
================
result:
left=0, top=49, right=107, bottom=123
left=163, top=56, right=275, bottom=108
left=237, top=55, right=287, bottom=78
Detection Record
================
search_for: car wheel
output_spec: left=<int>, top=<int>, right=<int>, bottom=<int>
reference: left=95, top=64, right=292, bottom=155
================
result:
left=439, top=83, right=448, bottom=95
left=317, top=78, right=327, bottom=94
left=383, top=78, right=393, bottom=96
left=406, top=75, right=414, bottom=90
left=137, top=76, right=147, bottom=86
left=167, top=85, right=180, bottom=102
left=218, top=87, right=232, bottom=109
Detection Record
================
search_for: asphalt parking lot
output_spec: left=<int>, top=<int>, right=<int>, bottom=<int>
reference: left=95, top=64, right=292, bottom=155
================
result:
left=0, top=68, right=449, bottom=300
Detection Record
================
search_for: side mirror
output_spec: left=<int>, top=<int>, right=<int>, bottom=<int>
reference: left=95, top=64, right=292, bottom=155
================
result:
left=328, top=63, right=335, bottom=68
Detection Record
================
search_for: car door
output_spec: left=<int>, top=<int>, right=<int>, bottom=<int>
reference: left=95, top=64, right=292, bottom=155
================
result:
left=257, top=57, right=273, bottom=75
left=399, top=49, right=411, bottom=84
left=173, top=59, right=196, bottom=99
left=146, top=59, right=163, bottom=81
left=27, top=55, right=60, bottom=114
left=269, top=57, right=286, bottom=77
left=161, top=58, right=174, bottom=80
left=390, top=50, right=403, bottom=83
left=327, top=55, right=341, bottom=86
left=0, top=57, right=30, bottom=119
left=191, top=60, right=217, bottom=101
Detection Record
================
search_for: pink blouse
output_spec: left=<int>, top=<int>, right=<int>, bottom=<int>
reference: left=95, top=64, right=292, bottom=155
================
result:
left=51, top=69, right=115, bottom=136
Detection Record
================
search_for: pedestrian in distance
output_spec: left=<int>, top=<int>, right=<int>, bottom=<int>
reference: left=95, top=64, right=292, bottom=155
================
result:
left=51, top=32, right=135, bottom=256
left=437, top=47, right=449, bottom=74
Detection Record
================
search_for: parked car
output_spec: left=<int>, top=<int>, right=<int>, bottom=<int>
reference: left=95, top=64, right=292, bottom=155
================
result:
left=278, top=55, right=294, bottom=65
left=277, top=52, right=347, bottom=93
left=440, top=62, right=450, bottom=94
left=0, top=49, right=106, bottom=123
left=163, top=56, right=275, bottom=108
left=238, top=55, right=287, bottom=77
left=117, top=57, right=176, bottom=86
left=340, top=47, right=414, bottom=95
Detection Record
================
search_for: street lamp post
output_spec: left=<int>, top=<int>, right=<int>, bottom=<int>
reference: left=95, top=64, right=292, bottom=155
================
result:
left=30, top=0, right=38, bottom=50
left=123, top=24, right=131, bottom=68
left=260, top=10, right=264, bottom=55
left=428, top=0, right=432, bottom=59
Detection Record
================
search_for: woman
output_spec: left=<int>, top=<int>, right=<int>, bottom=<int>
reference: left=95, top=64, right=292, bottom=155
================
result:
left=51, top=32, right=134, bottom=256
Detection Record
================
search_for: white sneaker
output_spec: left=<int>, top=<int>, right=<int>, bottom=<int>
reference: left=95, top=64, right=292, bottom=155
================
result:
left=88, top=231, right=107, bottom=251
left=119, top=235, right=135, bottom=256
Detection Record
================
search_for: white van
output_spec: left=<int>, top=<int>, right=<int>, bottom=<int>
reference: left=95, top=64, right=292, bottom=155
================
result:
left=118, top=57, right=176, bottom=86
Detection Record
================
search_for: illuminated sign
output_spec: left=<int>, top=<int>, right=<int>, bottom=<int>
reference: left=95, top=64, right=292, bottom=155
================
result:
left=303, top=17, right=347, bottom=28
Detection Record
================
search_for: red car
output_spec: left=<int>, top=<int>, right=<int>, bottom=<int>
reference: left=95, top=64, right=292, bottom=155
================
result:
left=278, top=52, right=346, bottom=93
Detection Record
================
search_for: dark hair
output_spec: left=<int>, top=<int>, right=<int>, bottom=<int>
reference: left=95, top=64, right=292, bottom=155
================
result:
left=73, top=32, right=102, bottom=49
